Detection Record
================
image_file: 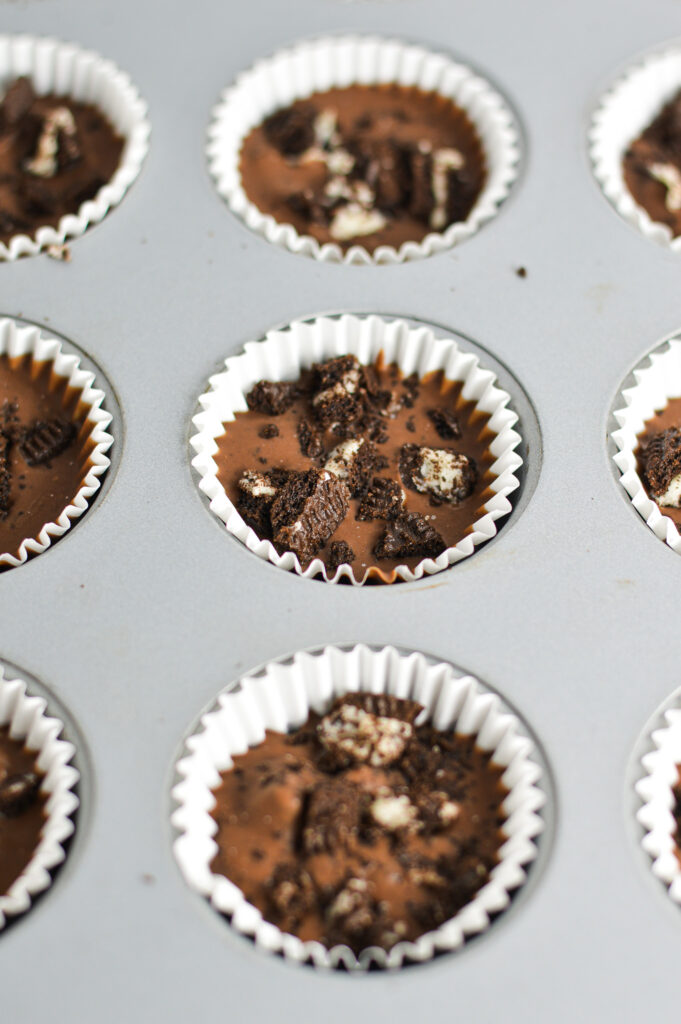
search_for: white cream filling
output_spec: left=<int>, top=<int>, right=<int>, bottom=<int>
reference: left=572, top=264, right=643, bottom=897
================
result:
left=324, top=438, right=363, bottom=479
left=655, top=472, right=681, bottom=507
left=430, top=147, right=465, bottom=230
left=418, top=447, right=467, bottom=495
left=24, top=107, right=77, bottom=178
left=648, top=162, right=681, bottom=212
left=330, top=202, right=387, bottom=240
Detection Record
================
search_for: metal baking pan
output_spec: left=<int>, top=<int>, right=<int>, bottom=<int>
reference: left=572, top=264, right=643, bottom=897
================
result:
left=2, top=0, right=681, bottom=1020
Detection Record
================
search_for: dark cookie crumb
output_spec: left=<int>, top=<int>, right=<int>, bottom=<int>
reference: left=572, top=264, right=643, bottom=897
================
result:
left=326, top=539, right=355, bottom=571
left=0, top=771, right=40, bottom=817
left=515, top=266, right=527, bottom=278
left=374, top=510, right=445, bottom=560
left=258, top=423, right=279, bottom=439
left=246, top=380, right=299, bottom=416
left=428, top=408, right=461, bottom=440
left=19, top=418, right=76, bottom=466
left=262, top=105, right=315, bottom=157
left=356, top=477, right=404, bottom=520
left=297, top=418, right=324, bottom=459
left=642, top=427, right=681, bottom=498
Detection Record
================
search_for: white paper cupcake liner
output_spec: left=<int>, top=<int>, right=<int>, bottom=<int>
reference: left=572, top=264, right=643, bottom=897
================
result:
left=0, top=34, right=150, bottom=260
left=207, top=35, right=520, bottom=264
left=611, top=334, right=681, bottom=553
left=590, top=45, right=681, bottom=250
left=0, top=317, right=114, bottom=568
left=636, top=700, right=681, bottom=904
left=172, top=644, right=545, bottom=969
left=0, top=664, right=79, bottom=930
left=190, top=314, right=523, bottom=584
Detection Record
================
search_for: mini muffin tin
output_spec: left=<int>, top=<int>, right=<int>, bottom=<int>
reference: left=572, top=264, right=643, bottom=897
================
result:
left=3, top=0, right=681, bottom=1019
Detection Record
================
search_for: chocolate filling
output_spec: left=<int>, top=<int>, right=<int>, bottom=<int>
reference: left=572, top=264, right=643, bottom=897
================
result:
left=0, top=725, right=46, bottom=896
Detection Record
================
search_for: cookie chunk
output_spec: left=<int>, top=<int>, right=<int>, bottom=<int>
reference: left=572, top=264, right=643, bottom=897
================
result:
left=428, top=407, right=461, bottom=440
left=399, top=443, right=476, bottom=503
left=317, top=693, right=420, bottom=769
left=236, top=468, right=294, bottom=535
left=373, top=510, right=445, bottom=560
left=642, top=427, right=681, bottom=506
left=302, top=778, right=364, bottom=854
left=311, top=355, right=364, bottom=430
left=0, top=771, right=40, bottom=817
left=19, top=418, right=76, bottom=466
left=356, top=477, right=404, bottom=520
left=324, top=437, right=385, bottom=497
left=270, top=468, right=349, bottom=561
left=265, top=863, right=316, bottom=931
left=246, top=379, right=299, bottom=416
left=326, top=539, right=355, bottom=571
left=297, top=417, right=324, bottom=459
left=263, top=105, right=316, bottom=156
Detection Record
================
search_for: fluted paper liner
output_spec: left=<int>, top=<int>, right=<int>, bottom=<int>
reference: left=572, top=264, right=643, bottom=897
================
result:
left=590, top=46, right=681, bottom=250
left=172, top=644, right=545, bottom=969
left=190, top=314, right=523, bottom=584
left=0, top=317, right=114, bottom=568
left=0, top=665, right=79, bottom=930
left=636, top=701, right=681, bottom=904
left=0, top=34, right=150, bottom=260
left=611, top=335, right=681, bottom=554
left=207, top=35, right=520, bottom=264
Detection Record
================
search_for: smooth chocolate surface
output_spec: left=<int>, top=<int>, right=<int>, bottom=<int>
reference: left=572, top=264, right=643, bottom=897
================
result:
left=637, top=396, right=681, bottom=527
left=623, top=90, right=681, bottom=236
left=210, top=694, right=506, bottom=954
left=239, top=84, right=485, bottom=252
left=0, top=353, right=94, bottom=559
left=0, top=726, right=45, bottom=896
left=216, top=356, right=496, bottom=581
left=0, top=77, right=124, bottom=244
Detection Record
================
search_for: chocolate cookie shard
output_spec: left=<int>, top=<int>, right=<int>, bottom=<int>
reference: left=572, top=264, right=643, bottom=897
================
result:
left=351, top=138, right=410, bottom=211
left=399, top=443, right=476, bottom=503
left=373, top=510, right=446, bottom=560
left=265, top=863, right=316, bottom=931
left=326, top=539, right=355, bottom=571
left=1, top=77, right=36, bottom=129
left=0, top=771, right=40, bottom=817
left=324, top=877, right=380, bottom=947
left=642, top=426, right=681, bottom=506
left=263, top=105, right=316, bottom=157
left=428, top=407, right=461, bottom=440
left=296, top=417, right=324, bottom=459
left=356, top=477, right=404, bottom=520
left=246, top=379, right=299, bottom=416
left=302, top=778, right=363, bottom=854
left=317, top=693, right=420, bottom=769
left=324, top=437, right=383, bottom=497
left=258, top=423, right=279, bottom=439
left=236, top=468, right=295, bottom=535
left=19, top=417, right=76, bottom=466
left=270, top=468, right=350, bottom=561
left=311, top=355, right=364, bottom=429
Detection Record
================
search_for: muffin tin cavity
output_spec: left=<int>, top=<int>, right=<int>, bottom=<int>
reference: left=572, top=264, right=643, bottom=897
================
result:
left=190, top=313, right=539, bottom=584
left=207, top=35, right=521, bottom=264
left=0, top=35, right=150, bottom=259
left=0, top=317, right=119, bottom=570
left=590, top=44, right=681, bottom=251
left=610, top=332, right=681, bottom=554
left=0, top=659, right=82, bottom=933
left=171, top=644, right=551, bottom=970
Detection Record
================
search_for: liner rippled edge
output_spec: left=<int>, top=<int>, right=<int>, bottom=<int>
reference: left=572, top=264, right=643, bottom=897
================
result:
left=590, top=46, right=681, bottom=251
left=0, top=317, right=114, bottom=568
left=0, top=665, right=79, bottom=930
left=636, top=701, right=681, bottom=905
left=611, top=335, right=681, bottom=554
left=190, top=314, right=523, bottom=584
left=172, top=644, right=545, bottom=969
left=0, top=34, right=150, bottom=260
left=207, top=34, right=520, bottom=265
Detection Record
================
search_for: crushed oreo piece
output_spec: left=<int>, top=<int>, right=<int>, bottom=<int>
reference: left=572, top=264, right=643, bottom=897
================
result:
left=246, top=379, right=299, bottom=416
left=297, top=417, right=324, bottom=459
left=399, top=443, right=476, bottom=504
left=311, top=355, right=363, bottom=430
left=263, top=104, right=316, bottom=156
left=286, top=188, right=340, bottom=226
left=270, top=468, right=349, bottom=562
left=1, top=77, right=36, bottom=128
left=302, top=779, right=363, bottom=854
left=19, top=417, right=76, bottom=466
left=428, top=408, right=461, bottom=440
left=0, top=433, right=11, bottom=518
left=351, top=138, right=410, bottom=211
left=373, top=510, right=446, bottom=560
left=324, top=437, right=384, bottom=497
left=356, top=477, right=404, bottom=521
left=0, top=771, right=40, bottom=817
left=237, top=468, right=293, bottom=535
left=642, top=427, right=681, bottom=504
left=258, top=423, right=279, bottom=439
left=265, top=863, right=316, bottom=930
left=317, top=693, right=420, bottom=769
left=326, top=539, right=355, bottom=571
left=408, top=147, right=434, bottom=221
left=324, top=877, right=378, bottom=946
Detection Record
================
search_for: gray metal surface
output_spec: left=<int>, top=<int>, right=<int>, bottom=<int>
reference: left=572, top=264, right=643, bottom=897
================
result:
left=1, top=0, right=680, bottom=1020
